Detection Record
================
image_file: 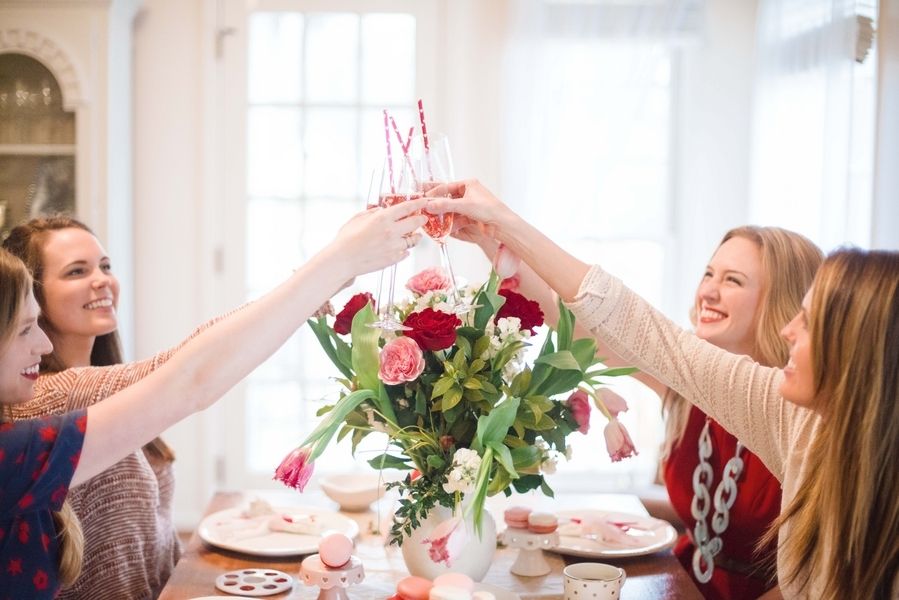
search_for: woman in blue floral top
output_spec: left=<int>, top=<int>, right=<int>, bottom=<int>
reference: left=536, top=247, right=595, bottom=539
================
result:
left=0, top=199, right=427, bottom=598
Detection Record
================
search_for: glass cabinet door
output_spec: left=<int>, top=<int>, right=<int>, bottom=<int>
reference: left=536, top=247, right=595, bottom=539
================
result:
left=0, top=52, right=76, bottom=237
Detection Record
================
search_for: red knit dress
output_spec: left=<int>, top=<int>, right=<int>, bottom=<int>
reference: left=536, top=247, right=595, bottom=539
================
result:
left=664, top=405, right=782, bottom=600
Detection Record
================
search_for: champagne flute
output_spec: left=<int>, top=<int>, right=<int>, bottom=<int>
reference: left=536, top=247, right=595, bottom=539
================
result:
left=368, top=159, right=417, bottom=331
left=412, top=134, right=472, bottom=314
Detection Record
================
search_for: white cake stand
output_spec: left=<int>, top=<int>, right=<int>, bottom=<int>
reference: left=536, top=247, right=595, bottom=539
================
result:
left=299, top=554, right=365, bottom=600
left=500, top=528, right=560, bottom=577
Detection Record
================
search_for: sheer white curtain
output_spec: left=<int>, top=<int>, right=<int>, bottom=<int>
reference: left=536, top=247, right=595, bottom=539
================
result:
left=750, top=0, right=878, bottom=251
left=498, top=0, right=703, bottom=490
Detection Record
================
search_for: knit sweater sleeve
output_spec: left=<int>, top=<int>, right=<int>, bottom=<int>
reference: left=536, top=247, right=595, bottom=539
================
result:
left=566, top=265, right=810, bottom=481
left=12, top=304, right=248, bottom=417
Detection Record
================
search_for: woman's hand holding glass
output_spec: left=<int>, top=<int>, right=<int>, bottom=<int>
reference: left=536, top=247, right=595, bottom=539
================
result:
left=324, top=197, right=426, bottom=280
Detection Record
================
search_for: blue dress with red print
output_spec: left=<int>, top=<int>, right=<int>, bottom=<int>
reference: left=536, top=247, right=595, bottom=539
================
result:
left=0, top=410, right=86, bottom=600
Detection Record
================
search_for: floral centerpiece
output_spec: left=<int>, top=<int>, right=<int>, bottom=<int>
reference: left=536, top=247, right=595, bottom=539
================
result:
left=275, top=260, right=637, bottom=568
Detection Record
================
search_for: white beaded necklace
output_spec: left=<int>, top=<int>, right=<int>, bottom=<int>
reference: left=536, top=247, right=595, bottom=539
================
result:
left=690, top=417, right=745, bottom=583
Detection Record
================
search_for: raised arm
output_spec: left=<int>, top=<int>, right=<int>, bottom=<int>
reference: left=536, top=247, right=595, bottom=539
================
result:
left=449, top=202, right=667, bottom=397
left=428, top=182, right=803, bottom=477
left=71, top=201, right=427, bottom=486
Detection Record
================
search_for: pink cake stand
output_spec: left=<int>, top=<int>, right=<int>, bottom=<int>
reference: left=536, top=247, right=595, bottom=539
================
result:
left=500, top=528, right=560, bottom=577
left=299, top=554, right=365, bottom=600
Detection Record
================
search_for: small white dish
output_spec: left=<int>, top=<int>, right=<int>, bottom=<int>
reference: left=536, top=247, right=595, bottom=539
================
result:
left=319, top=472, right=387, bottom=512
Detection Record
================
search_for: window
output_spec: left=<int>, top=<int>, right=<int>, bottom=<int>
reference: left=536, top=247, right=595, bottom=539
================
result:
left=230, top=2, right=437, bottom=487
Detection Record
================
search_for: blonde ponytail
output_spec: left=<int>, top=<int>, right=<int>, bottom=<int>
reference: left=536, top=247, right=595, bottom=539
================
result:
left=52, top=501, right=84, bottom=587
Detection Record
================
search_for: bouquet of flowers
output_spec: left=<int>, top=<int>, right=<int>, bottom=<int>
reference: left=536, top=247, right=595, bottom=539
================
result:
left=275, top=260, right=637, bottom=558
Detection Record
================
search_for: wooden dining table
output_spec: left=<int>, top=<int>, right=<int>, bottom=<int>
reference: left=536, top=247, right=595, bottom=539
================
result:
left=159, top=489, right=702, bottom=600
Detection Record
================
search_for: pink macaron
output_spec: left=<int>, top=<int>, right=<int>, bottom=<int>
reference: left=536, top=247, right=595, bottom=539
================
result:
left=318, top=532, right=353, bottom=568
left=503, top=506, right=532, bottom=529
left=396, top=575, right=434, bottom=600
left=527, top=511, right=558, bottom=534
left=433, top=572, right=474, bottom=591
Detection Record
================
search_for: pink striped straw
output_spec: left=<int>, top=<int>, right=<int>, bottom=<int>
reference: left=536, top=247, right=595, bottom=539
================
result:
left=417, top=99, right=430, bottom=151
left=417, top=99, right=434, bottom=180
left=382, top=109, right=395, bottom=193
left=389, top=115, right=420, bottom=187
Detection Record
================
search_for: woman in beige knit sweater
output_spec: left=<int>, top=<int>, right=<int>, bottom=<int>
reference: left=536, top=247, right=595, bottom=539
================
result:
left=426, top=181, right=898, bottom=600
left=0, top=201, right=426, bottom=599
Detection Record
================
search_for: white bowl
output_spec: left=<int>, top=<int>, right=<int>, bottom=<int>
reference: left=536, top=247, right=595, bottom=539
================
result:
left=319, top=472, right=388, bottom=512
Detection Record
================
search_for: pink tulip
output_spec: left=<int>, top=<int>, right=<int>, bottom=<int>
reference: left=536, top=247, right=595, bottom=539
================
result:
left=597, top=389, right=629, bottom=418
left=567, top=390, right=591, bottom=434
left=422, top=516, right=468, bottom=566
left=379, top=336, right=426, bottom=385
left=274, top=447, right=315, bottom=492
left=603, top=418, right=638, bottom=462
left=492, top=243, right=521, bottom=280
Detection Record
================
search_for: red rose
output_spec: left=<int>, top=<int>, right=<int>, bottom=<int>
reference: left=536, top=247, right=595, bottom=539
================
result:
left=333, top=293, right=374, bottom=335
left=402, top=308, right=461, bottom=351
left=496, top=289, right=544, bottom=334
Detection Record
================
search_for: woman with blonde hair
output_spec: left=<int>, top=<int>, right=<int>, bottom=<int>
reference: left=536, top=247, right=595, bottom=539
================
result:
left=3, top=216, right=181, bottom=598
left=427, top=180, right=898, bottom=599
left=463, top=222, right=822, bottom=598
left=0, top=199, right=426, bottom=599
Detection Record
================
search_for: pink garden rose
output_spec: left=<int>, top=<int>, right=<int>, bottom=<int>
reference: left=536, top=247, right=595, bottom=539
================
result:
left=274, top=446, right=315, bottom=492
left=567, top=390, right=591, bottom=434
left=422, top=516, right=468, bottom=566
left=603, top=418, right=638, bottom=462
left=406, top=267, right=451, bottom=295
left=492, top=243, right=521, bottom=279
left=379, top=336, right=426, bottom=385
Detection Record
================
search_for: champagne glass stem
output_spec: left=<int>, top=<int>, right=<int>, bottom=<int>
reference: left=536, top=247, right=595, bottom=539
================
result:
left=439, top=241, right=461, bottom=305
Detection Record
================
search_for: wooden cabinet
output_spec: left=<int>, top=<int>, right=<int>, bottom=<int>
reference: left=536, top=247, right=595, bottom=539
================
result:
left=0, top=0, right=140, bottom=249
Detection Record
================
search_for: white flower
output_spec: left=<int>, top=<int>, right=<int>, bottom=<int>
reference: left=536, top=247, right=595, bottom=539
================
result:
left=541, top=454, right=558, bottom=474
left=565, top=445, right=574, bottom=461
left=442, top=448, right=482, bottom=494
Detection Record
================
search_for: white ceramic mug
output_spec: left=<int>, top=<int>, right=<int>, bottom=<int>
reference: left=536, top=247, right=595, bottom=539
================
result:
left=563, top=562, right=627, bottom=599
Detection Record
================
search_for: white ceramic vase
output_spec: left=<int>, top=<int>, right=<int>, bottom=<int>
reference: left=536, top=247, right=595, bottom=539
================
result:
left=400, top=501, right=497, bottom=581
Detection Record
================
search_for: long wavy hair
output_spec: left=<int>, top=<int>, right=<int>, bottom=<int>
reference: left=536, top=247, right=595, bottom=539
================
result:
left=662, top=226, right=824, bottom=459
left=0, top=248, right=84, bottom=586
left=2, top=216, right=174, bottom=462
left=771, top=248, right=899, bottom=599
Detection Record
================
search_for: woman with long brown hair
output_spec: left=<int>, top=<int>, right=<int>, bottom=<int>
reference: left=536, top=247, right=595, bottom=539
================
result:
left=428, top=180, right=898, bottom=599
left=0, top=199, right=425, bottom=599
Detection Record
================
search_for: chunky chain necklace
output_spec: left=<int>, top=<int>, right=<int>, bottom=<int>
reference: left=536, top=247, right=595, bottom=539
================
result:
left=690, top=417, right=745, bottom=583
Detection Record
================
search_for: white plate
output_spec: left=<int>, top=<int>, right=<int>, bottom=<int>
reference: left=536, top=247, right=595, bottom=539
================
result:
left=475, top=582, right=521, bottom=600
left=550, top=509, right=677, bottom=559
left=198, top=506, right=359, bottom=557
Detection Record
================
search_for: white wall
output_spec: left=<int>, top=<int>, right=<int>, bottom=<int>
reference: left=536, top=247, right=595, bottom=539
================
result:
left=671, top=0, right=759, bottom=319
left=132, top=0, right=219, bottom=528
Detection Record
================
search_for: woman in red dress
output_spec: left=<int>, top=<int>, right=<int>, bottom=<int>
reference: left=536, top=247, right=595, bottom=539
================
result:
left=454, top=221, right=822, bottom=599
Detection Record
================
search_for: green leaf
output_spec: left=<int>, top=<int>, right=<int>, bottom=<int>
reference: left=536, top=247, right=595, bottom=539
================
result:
left=556, top=300, right=574, bottom=351
left=300, top=388, right=376, bottom=455
left=455, top=335, right=472, bottom=359
left=367, top=453, right=412, bottom=470
left=510, top=445, right=541, bottom=470
left=431, top=376, right=456, bottom=399
left=307, top=318, right=354, bottom=380
left=426, top=454, right=446, bottom=470
left=570, top=338, right=599, bottom=371
left=588, top=366, right=640, bottom=378
left=350, top=305, right=380, bottom=391
left=476, top=397, right=521, bottom=446
left=473, top=336, right=491, bottom=360
left=442, top=386, right=464, bottom=411
left=463, top=378, right=482, bottom=390
left=534, top=350, right=582, bottom=371
left=473, top=286, right=505, bottom=331
left=486, top=440, right=518, bottom=479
